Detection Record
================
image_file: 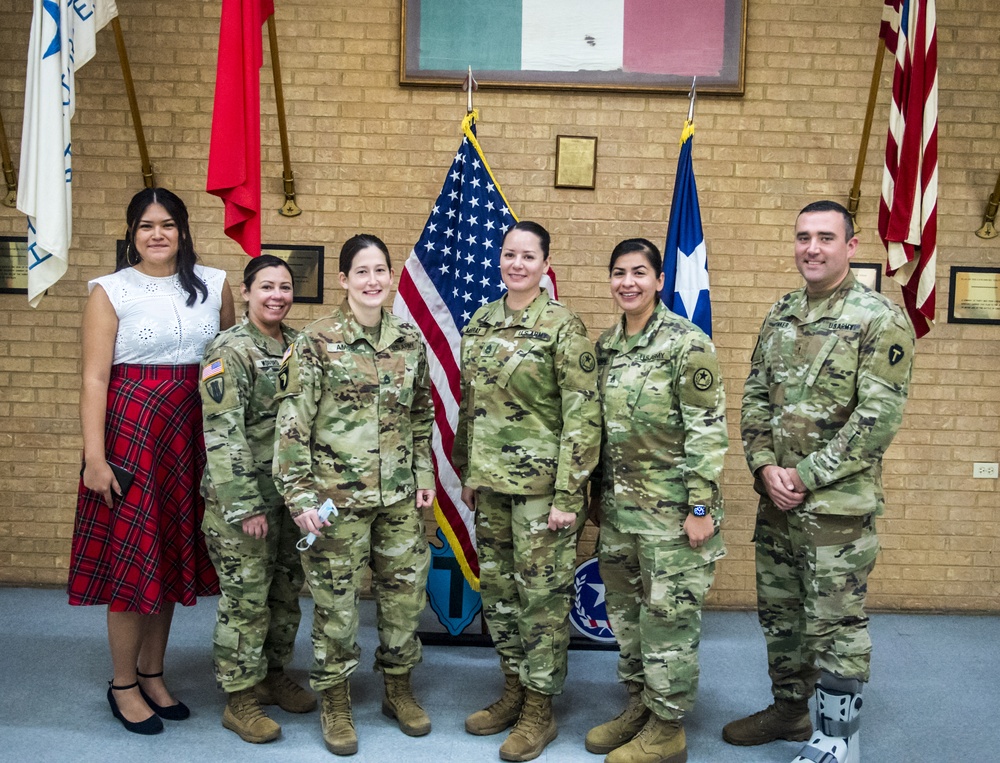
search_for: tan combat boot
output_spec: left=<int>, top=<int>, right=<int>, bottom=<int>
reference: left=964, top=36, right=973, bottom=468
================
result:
left=222, top=687, right=281, bottom=744
left=321, top=682, right=358, bottom=756
left=498, top=688, right=557, bottom=762
left=605, top=715, right=686, bottom=763
left=721, top=698, right=811, bottom=746
left=255, top=669, right=317, bottom=713
left=381, top=671, right=431, bottom=736
left=465, top=672, right=525, bottom=736
left=585, top=680, right=651, bottom=754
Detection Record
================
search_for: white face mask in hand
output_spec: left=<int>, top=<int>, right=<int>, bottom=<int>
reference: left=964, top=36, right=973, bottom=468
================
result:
left=296, top=498, right=338, bottom=551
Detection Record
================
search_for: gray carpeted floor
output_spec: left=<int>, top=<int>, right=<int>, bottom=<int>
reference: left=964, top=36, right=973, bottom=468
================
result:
left=0, top=587, right=994, bottom=762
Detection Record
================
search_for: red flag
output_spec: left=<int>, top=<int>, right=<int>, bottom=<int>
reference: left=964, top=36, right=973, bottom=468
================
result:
left=207, top=0, right=274, bottom=257
left=878, top=0, right=937, bottom=337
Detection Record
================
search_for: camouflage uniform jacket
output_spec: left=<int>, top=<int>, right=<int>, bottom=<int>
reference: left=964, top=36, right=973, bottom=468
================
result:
left=742, top=271, right=915, bottom=516
left=274, top=302, right=435, bottom=516
left=594, top=302, right=728, bottom=550
left=200, top=315, right=297, bottom=524
left=453, top=289, right=601, bottom=515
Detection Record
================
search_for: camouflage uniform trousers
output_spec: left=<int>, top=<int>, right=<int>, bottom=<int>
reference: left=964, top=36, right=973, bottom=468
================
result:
left=598, top=522, right=716, bottom=722
left=203, top=504, right=305, bottom=692
left=476, top=488, right=580, bottom=696
left=299, top=495, right=429, bottom=690
left=754, top=499, right=879, bottom=702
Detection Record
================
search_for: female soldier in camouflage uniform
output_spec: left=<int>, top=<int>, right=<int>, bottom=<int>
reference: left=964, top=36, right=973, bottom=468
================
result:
left=200, top=255, right=315, bottom=744
left=274, top=235, right=436, bottom=756
left=455, top=221, right=601, bottom=762
left=586, top=239, right=728, bottom=763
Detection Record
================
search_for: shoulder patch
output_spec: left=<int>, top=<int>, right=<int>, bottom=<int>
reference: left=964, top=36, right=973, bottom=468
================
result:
left=692, top=367, right=714, bottom=391
left=888, top=343, right=905, bottom=366
left=579, top=351, right=596, bottom=373
left=202, top=358, right=224, bottom=381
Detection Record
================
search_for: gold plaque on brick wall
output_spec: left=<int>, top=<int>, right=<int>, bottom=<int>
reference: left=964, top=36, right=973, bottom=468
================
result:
left=555, top=136, right=598, bottom=190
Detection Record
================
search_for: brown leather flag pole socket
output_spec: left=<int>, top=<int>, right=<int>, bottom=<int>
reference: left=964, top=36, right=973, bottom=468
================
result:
left=111, top=16, right=155, bottom=189
left=267, top=15, right=301, bottom=218
left=0, top=107, right=17, bottom=207
left=975, top=171, right=1000, bottom=239
left=847, top=32, right=889, bottom=235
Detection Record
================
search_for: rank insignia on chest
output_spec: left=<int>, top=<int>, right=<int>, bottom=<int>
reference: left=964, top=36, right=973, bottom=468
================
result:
left=482, top=342, right=498, bottom=357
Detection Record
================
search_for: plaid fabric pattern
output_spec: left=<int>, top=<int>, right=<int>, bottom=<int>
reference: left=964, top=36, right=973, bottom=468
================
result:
left=68, top=364, right=220, bottom=613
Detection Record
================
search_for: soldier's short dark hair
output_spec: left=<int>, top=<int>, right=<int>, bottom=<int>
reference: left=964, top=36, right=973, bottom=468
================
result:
left=608, top=238, right=663, bottom=276
left=243, top=254, right=294, bottom=289
left=503, top=220, right=550, bottom=259
left=799, top=200, right=855, bottom=241
left=339, top=234, right=391, bottom=274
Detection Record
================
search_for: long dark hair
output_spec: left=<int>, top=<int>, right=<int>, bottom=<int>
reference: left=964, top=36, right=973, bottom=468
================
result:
left=116, top=187, right=208, bottom=306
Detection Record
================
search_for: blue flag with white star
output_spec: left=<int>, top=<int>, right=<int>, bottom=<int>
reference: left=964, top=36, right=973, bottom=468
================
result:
left=661, top=121, right=712, bottom=337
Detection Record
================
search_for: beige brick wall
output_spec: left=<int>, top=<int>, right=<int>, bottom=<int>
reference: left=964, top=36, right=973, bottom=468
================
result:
left=1, top=0, right=997, bottom=610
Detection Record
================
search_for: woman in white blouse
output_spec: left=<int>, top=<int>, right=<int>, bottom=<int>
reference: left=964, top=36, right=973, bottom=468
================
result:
left=69, top=187, right=235, bottom=735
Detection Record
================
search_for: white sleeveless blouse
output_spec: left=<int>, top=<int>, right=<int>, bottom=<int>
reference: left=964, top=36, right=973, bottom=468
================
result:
left=89, top=265, right=227, bottom=365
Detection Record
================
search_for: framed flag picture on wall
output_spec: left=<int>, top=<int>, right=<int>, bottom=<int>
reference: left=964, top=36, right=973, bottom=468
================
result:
left=400, top=0, right=747, bottom=95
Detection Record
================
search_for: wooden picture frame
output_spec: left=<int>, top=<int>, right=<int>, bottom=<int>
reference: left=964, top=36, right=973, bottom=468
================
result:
left=400, top=0, right=747, bottom=95
left=0, top=236, right=29, bottom=294
left=555, top=135, right=598, bottom=190
left=262, top=244, right=325, bottom=304
left=850, top=262, right=882, bottom=293
left=948, top=266, right=1000, bottom=325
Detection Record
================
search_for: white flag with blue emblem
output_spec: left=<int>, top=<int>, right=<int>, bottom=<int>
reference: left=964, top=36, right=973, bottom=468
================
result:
left=661, top=120, right=712, bottom=337
left=18, top=0, right=118, bottom=307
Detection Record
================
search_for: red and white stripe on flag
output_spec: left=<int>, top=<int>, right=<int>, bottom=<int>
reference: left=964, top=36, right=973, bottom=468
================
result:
left=878, top=0, right=938, bottom=338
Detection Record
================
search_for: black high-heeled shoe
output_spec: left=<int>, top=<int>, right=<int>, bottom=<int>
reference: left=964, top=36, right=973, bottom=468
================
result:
left=136, top=670, right=191, bottom=721
left=108, top=682, right=164, bottom=735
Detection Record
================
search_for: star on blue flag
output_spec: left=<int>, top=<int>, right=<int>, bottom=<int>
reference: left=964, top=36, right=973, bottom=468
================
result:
left=662, top=122, right=712, bottom=337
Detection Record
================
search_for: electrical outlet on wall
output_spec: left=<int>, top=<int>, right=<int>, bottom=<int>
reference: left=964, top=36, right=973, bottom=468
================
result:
left=973, top=462, right=999, bottom=479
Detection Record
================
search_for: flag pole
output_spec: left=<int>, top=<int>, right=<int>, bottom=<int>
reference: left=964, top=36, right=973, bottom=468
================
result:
left=266, top=15, right=301, bottom=217
left=111, top=17, right=155, bottom=189
left=975, top=170, right=1000, bottom=239
left=848, top=34, right=889, bottom=233
left=463, top=66, right=478, bottom=115
left=687, top=76, right=697, bottom=124
left=0, top=107, right=16, bottom=207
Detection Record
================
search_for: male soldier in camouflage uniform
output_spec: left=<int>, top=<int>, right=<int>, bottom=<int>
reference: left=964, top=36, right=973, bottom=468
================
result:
left=275, top=235, right=435, bottom=757
left=586, top=238, right=727, bottom=763
left=454, top=221, right=601, bottom=763
left=724, top=201, right=915, bottom=763
left=201, top=266, right=315, bottom=745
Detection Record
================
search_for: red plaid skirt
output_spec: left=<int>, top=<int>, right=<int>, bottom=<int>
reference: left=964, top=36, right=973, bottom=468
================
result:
left=68, top=364, right=220, bottom=613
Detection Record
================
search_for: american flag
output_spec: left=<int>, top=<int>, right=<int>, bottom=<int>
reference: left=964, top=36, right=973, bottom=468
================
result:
left=878, top=0, right=937, bottom=337
left=393, top=112, right=554, bottom=586
left=661, top=120, right=712, bottom=337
